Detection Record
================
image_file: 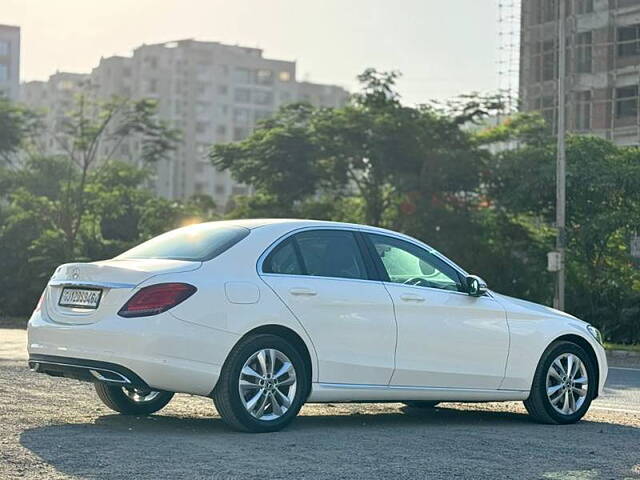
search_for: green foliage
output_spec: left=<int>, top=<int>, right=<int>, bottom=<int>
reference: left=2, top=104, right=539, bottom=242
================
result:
left=0, top=98, right=41, bottom=163
left=0, top=96, right=212, bottom=317
left=213, top=71, right=640, bottom=343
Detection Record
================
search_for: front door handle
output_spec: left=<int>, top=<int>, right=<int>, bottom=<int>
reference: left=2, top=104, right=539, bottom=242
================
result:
left=400, top=293, right=426, bottom=302
left=289, top=287, right=317, bottom=297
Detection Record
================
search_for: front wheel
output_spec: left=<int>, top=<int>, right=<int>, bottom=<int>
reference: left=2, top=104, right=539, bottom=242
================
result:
left=524, top=341, right=596, bottom=424
left=213, top=334, right=309, bottom=432
left=94, top=383, right=174, bottom=415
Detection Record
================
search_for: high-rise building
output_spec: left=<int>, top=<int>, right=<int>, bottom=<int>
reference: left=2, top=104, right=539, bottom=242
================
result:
left=21, top=39, right=349, bottom=209
left=519, top=0, right=640, bottom=146
left=0, top=25, right=20, bottom=101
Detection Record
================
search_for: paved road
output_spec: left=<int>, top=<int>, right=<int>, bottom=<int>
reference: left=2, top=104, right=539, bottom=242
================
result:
left=593, top=366, right=640, bottom=415
left=1, top=329, right=639, bottom=480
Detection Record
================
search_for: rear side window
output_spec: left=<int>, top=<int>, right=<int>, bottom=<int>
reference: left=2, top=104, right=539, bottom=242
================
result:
left=117, top=224, right=250, bottom=261
left=263, top=239, right=304, bottom=275
left=264, top=229, right=368, bottom=280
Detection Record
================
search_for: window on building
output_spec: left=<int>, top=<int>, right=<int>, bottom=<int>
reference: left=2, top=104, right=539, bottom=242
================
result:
left=233, top=68, right=253, bottom=84
left=618, top=25, right=640, bottom=57
left=254, top=110, right=274, bottom=123
left=217, top=85, right=228, bottom=95
left=216, top=125, right=227, bottom=136
left=256, top=69, right=274, bottom=85
left=196, top=121, right=210, bottom=134
left=146, top=78, right=158, bottom=94
left=233, top=127, right=250, bottom=141
left=0, top=41, right=9, bottom=56
left=253, top=90, right=273, bottom=106
left=576, top=32, right=592, bottom=73
left=616, top=86, right=638, bottom=118
left=279, top=71, right=292, bottom=82
left=214, top=184, right=226, bottom=195
left=196, top=101, right=211, bottom=116
left=280, top=91, right=292, bottom=103
left=542, top=40, right=556, bottom=81
left=233, top=108, right=251, bottom=126
left=234, top=88, right=251, bottom=103
left=576, top=0, right=594, bottom=14
left=575, top=91, right=591, bottom=131
left=543, top=0, right=557, bottom=22
left=0, top=64, right=7, bottom=81
left=618, top=0, right=640, bottom=9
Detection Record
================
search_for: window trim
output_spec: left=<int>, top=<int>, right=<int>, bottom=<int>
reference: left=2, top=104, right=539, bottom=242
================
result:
left=257, top=226, right=476, bottom=297
left=361, top=232, right=467, bottom=294
left=260, top=228, right=374, bottom=281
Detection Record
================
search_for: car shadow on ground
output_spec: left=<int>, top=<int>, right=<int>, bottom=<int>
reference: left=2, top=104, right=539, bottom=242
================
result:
left=19, top=406, right=640, bottom=479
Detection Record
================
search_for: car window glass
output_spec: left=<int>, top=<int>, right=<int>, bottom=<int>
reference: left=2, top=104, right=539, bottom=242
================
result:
left=295, top=230, right=367, bottom=280
left=367, top=233, right=462, bottom=292
left=263, top=239, right=303, bottom=275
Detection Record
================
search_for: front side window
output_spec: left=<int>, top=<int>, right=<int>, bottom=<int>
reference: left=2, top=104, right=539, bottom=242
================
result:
left=263, top=230, right=367, bottom=280
left=367, top=234, right=463, bottom=292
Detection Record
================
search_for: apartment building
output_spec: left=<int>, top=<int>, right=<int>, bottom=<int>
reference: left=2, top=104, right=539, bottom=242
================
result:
left=22, top=39, right=349, bottom=209
left=0, top=25, right=20, bottom=101
left=520, top=0, right=640, bottom=145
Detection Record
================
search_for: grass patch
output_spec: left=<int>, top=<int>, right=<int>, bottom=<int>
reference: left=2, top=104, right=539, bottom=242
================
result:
left=605, top=342, right=640, bottom=353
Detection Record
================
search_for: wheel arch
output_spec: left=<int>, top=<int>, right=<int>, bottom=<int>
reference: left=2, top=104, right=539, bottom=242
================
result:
left=223, top=324, right=314, bottom=398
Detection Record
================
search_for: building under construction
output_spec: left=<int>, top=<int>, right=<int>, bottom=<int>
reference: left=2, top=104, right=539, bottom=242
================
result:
left=519, top=0, right=640, bottom=146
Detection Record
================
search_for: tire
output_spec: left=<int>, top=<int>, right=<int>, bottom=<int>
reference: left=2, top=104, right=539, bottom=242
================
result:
left=213, top=334, right=309, bottom=433
left=94, top=383, right=174, bottom=415
left=403, top=401, right=440, bottom=409
left=524, top=340, right=597, bottom=425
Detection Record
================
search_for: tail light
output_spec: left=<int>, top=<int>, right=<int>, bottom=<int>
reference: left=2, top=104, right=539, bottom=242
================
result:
left=118, top=283, right=197, bottom=318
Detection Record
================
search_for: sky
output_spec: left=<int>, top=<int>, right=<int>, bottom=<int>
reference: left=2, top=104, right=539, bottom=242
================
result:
left=3, top=0, right=503, bottom=105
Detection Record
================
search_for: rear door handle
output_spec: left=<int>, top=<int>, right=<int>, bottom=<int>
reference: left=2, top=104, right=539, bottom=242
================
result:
left=400, top=293, right=426, bottom=302
left=289, top=287, right=317, bottom=296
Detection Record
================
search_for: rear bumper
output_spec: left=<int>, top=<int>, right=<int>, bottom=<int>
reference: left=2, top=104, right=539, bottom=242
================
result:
left=29, top=354, right=151, bottom=389
left=28, top=310, right=240, bottom=396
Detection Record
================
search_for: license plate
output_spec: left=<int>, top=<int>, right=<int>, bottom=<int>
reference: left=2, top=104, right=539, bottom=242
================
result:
left=59, top=287, right=102, bottom=309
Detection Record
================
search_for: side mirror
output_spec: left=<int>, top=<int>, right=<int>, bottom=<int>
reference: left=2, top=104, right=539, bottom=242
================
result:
left=466, top=275, right=488, bottom=297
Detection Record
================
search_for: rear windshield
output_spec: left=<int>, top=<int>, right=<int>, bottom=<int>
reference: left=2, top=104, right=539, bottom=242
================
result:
left=117, top=224, right=250, bottom=261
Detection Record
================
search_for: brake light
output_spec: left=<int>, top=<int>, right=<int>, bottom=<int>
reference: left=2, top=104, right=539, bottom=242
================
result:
left=118, top=283, right=197, bottom=318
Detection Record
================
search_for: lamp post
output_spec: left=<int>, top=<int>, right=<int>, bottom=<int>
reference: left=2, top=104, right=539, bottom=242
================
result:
left=554, top=0, right=567, bottom=311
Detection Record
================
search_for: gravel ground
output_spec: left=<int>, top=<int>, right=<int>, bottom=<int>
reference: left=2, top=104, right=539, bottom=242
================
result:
left=1, top=329, right=639, bottom=480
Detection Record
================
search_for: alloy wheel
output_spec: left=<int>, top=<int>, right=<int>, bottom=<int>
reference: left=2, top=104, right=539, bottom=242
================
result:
left=121, top=387, right=161, bottom=403
left=238, top=348, right=297, bottom=421
left=545, top=353, right=589, bottom=415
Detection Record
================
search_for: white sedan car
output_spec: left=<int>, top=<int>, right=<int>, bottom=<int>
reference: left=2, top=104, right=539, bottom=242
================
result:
left=28, top=219, right=607, bottom=432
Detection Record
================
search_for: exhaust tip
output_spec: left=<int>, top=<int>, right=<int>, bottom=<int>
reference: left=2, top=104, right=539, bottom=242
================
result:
left=29, top=361, right=40, bottom=372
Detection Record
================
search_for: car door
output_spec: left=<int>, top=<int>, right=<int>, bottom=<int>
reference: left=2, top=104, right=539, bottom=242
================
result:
left=364, top=232, right=509, bottom=390
left=259, top=228, right=397, bottom=385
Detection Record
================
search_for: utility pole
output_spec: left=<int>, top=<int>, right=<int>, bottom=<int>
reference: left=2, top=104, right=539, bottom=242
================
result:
left=555, top=0, right=567, bottom=311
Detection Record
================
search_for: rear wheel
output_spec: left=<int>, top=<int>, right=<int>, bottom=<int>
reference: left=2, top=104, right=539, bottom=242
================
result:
left=213, top=334, right=309, bottom=432
left=524, top=341, right=596, bottom=424
left=403, top=401, right=440, bottom=409
left=94, top=383, right=174, bottom=415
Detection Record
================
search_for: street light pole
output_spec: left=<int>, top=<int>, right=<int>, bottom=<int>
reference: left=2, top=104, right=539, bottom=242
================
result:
left=555, top=0, right=567, bottom=311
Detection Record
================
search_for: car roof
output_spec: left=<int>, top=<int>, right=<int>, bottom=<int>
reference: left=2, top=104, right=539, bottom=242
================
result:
left=214, top=218, right=401, bottom=236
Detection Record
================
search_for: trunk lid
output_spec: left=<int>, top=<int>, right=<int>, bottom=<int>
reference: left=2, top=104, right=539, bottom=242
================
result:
left=44, top=259, right=201, bottom=325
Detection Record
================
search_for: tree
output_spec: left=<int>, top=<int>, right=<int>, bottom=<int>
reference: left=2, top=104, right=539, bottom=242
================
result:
left=46, top=95, right=181, bottom=256
left=0, top=98, right=40, bottom=163
left=482, top=113, right=640, bottom=341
